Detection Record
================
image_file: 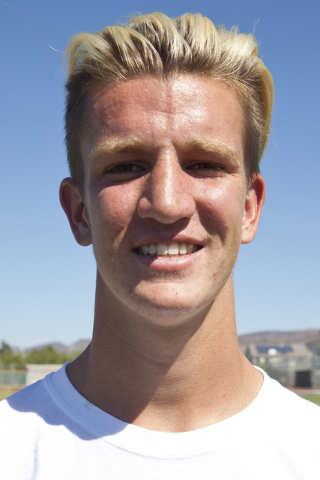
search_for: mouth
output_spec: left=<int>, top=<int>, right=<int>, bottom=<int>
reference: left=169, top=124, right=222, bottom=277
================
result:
left=134, top=243, right=203, bottom=256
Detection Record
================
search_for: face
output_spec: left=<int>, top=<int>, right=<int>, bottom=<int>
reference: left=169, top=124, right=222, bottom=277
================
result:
left=61, top=75, right=264, bottom=326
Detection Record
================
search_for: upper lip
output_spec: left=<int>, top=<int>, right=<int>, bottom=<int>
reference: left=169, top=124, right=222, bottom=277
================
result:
left=132, top=235, right=207, bottom=250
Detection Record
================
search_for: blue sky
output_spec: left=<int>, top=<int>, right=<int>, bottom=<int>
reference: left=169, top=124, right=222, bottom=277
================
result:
left=1, top=0, right=319, bottom=348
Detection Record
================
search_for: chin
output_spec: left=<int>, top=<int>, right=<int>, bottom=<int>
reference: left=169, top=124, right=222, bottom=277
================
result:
left=127, top=287, right=213, bottom=327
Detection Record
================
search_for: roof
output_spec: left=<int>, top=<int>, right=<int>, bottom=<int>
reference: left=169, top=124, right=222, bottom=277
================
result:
left=239, top=342, right=312, bottom=359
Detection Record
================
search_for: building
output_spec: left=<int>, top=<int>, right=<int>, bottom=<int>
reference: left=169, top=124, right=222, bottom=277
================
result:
left=26, top=364, right=63, bottom=386
left=240, top=342, right=320, bottom=388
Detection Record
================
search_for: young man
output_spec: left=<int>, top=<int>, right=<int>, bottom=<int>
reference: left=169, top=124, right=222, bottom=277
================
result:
left=1, top=12, right=319, bottom=479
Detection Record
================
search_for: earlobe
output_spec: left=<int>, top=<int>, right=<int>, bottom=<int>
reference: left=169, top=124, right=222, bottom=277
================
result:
left=241, top=174, right=265, bottom=244
left=59, top=178, right=92, bottom=247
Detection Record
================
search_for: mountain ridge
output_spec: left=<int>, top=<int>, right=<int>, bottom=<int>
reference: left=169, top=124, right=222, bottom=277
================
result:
left=17, top=329, right=320, bottom=353
left=238, top=329, right=320, bottom=344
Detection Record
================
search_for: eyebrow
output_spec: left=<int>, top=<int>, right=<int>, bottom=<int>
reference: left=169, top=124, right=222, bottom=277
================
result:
left=90, top=138, right=240, bottom=163
left=90, top=138, right=152, bottom=162
left=179, top=139, right=240, bottom=162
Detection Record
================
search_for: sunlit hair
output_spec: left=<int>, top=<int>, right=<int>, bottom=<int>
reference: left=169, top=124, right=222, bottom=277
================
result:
left=64, top=12, right=274, bottom=190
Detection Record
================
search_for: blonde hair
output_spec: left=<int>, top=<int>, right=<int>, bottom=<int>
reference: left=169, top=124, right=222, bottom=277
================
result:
left=64, top=12, right=274, bottom=188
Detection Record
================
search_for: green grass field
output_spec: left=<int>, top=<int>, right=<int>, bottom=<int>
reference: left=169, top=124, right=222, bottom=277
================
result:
left=0, top=389, right=21, bottom=401
left=299, top=394, right=320, bottom=406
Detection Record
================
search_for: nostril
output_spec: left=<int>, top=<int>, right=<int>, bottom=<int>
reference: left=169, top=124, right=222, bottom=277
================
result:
left=137, top=195, right=196, bottom=224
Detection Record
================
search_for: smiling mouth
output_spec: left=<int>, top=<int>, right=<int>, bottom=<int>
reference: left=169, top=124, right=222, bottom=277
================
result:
left=134, top=243, right=202, bottom=256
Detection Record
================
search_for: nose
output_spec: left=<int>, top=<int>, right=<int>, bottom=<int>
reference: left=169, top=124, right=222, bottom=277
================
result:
left=137, top=154, right=196, bottom=224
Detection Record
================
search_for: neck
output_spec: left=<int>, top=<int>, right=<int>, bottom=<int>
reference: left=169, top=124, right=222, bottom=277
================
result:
left=67, top=275, right=263, bottom=432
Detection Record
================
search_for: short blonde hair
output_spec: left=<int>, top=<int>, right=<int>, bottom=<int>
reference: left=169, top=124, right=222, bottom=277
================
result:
left=64, top=12, right=274, bottom=189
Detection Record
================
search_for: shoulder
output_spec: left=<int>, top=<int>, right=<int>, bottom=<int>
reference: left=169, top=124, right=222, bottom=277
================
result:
left=0, top=364, right=74, bottom=439
left=0, top=377, right=52, bottom=435
left=260, top=368, right=320, bottom=411
left=1, top=378, right=47, bottom=412
left=240, top=369, right=320, bottom=474
left=0, top=380, right=50, bottom=474
left=255, top=368, right=320, bottom=437
left=0, top=365, right=81, bottom=477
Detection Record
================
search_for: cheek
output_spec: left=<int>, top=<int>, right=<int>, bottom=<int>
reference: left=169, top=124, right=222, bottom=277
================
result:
left=198, top=182, right=245, bottom=238
left=92, top=186, right=139, bottom=241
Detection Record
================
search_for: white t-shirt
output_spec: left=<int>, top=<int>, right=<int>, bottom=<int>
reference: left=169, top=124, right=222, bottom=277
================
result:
left=0, top=364, right=319, bottom=479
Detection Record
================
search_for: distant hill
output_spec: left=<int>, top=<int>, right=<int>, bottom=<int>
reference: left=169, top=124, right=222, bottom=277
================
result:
left=70, top=339, right=91, bottom=353
left=238, top=329, right=320, bottom=345
left=24, top=339, right=90, bottom=354
left=19, top=329, right=320, bottom=353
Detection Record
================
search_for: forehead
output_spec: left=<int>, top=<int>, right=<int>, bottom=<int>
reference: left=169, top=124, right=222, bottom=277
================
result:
left=82, top=75, right=245, bottom=164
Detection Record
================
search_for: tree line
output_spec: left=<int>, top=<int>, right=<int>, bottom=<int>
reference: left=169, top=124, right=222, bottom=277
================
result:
left=0, top=341, right=80, bottom=368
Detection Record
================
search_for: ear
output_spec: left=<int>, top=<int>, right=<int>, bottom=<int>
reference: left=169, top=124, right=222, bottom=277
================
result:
left=59, top=178, right=92, bottom=246
left=241, top=174, right=265, bottom=244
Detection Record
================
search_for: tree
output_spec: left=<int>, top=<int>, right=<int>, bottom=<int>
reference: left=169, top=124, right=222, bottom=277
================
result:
left=25, top=346, right=72, bottom=364
left=0, top=341, right=25, bottom=368
left=0, top=341, right=12, bottom=355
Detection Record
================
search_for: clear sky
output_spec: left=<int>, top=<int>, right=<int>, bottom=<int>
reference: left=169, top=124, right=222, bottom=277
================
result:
left=1, top=0, right=319, bottom=349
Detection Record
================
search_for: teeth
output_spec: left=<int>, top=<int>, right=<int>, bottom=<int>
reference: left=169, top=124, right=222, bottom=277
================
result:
left=179, top=243, right=187, bottom=254
left=149, top=244, right=157, bottom=255
left=187, top=243, right=193, bottom=254
left=157, top=243, right=168, bottom=255
left=168, top=242, right=179, bottom=255
left=139, top=243, right=196, bottom=256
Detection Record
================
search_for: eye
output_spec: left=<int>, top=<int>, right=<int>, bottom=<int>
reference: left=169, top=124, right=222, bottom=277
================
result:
left=102, top=162, right=146, bottom=182
left=107, top=163, right=143, bottom=173
left=187, top=162, right=226, bottom=176
left=189, top=162, right=223, bottom=170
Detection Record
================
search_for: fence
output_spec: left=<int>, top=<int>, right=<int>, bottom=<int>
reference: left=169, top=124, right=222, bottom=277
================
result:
left=0, top=365, right=26, bottom=388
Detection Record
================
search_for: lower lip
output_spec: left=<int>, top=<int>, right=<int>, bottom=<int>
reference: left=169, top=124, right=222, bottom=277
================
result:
left=133, top=248, right=203, bottom=272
